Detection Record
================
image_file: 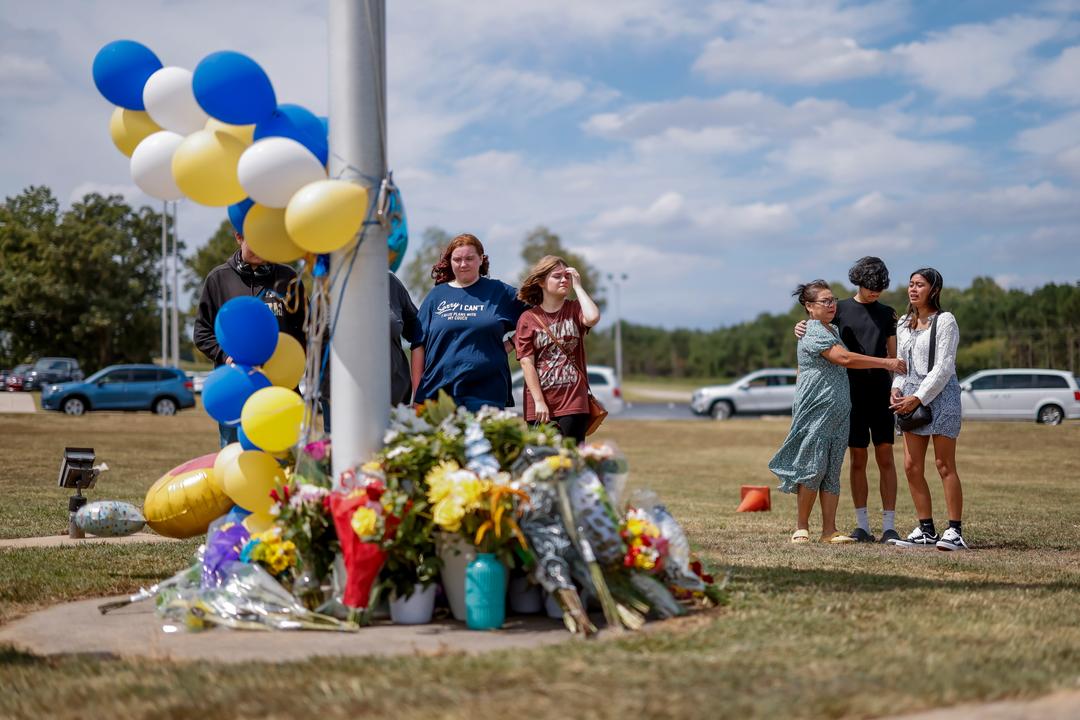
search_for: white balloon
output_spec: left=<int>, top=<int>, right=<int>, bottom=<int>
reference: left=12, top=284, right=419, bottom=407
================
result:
left=130, top=131, right=185, bottom=200
left=142, top=67, right=208, bottom=135
left=237, top=137, right=327, bottom=208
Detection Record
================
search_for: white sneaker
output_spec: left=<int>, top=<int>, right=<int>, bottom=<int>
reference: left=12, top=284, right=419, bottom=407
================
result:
left=936, top=527, right=969, bottom=551
left=889, top=526, right=939, bottom=548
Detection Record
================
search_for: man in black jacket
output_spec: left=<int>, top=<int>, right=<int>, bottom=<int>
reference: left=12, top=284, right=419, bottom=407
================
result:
left=194, top=232, right=306, bottom=447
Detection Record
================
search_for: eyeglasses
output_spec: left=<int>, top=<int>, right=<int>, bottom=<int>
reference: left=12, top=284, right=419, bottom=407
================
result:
left=811, top=298, right=837, bottom=307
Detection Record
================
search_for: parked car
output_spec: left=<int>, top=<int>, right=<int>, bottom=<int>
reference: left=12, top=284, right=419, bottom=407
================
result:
left=5, top=363, right=32, bottom=392
left=186, top=370, right=211, bottom=394
left=509, top=364, right=625, bottom=416
left=690, top=368, right=798, bottom=420
left=0, top=368, right=10, bottom=388
left=24, top=357, right=83, bottom=390
left=959, top=368, right=1080, bottom=425
left=41, top=364, right=196, bottom=416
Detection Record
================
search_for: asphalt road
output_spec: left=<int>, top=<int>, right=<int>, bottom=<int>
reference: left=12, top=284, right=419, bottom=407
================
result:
left=612, top=402, right=795, bottom=422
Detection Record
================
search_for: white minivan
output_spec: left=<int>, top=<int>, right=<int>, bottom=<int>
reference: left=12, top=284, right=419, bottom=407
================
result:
left=959, top=369, right=1080, bottom=425
left=510, top=365, right=625, bottom=416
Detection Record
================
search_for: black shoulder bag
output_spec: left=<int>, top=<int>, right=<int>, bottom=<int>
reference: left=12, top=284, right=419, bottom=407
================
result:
left=896, top=313, right=937, bottom=432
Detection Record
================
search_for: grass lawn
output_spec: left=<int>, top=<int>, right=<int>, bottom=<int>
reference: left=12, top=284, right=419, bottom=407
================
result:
left=2, top=408, right=1080, bottom=719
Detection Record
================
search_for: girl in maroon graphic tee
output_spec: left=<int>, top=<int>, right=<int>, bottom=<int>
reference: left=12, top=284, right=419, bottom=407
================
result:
left=515, top=255, right=601, bottom=443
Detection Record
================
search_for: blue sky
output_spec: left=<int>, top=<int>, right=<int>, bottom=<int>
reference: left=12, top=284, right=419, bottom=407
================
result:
left=2, top=0, right=1078, bottom=328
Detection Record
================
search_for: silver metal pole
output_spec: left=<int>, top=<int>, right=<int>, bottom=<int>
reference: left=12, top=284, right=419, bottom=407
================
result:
left=607, top=273, right=627, bottom=387
left=170, top=201, right=181, bottom=369
left=329, top=0, right=390, bottom=480
left=160, top=201, right=167, bottom=366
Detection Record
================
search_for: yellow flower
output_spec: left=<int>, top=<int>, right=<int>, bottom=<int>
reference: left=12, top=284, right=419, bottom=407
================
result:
left=456, top=474, right=486, bottom=510
left=433, top=497, right=466, bottom=532
left=425, top=460, right=461, bottom=503
left=351, top=506, right=379, bottom=538
left=626, top=517, right=647, bottom=537
left=544, top=455, right=572, bottom=473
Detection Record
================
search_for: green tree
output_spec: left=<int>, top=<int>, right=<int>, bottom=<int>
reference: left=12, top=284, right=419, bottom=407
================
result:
left=519, top=226, right=605, bottom=311
left=401, top=226, right=450, bottom=303
left=0, top=186, right=172, bottom=372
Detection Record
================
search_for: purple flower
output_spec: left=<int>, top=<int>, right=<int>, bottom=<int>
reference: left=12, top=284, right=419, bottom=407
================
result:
left=201, top=523, right=250, bottom=589
left=304, top=439, right=330, bottom=462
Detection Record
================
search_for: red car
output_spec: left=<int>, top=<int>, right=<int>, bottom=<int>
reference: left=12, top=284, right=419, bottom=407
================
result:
left=6, top=364, right=32, bottom=391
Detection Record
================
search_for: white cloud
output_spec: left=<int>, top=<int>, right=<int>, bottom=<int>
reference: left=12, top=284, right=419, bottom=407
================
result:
left=1030, top=45, right=1080, bottom=104
left=592, top=192, right=686, bottom=230
left=777, top=119, right=970, bottom=186
left=695, top=36, right=886, bottom=84
left=633, top=125, right=766, bottom=156
left=0, top=53, right=61, bottom=101
left=894, top=17, right=1060, bottom=99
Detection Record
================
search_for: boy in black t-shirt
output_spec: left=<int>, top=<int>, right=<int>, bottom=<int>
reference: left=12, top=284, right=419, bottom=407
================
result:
left=796, top=257, right=899, bottom=543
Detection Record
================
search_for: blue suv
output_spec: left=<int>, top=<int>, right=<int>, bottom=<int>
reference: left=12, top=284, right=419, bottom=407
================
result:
left=41, top=364, right=196, bottom=416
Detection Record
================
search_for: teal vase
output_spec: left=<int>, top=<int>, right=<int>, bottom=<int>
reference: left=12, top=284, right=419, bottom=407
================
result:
left=465, top=553, right=506, bottom=630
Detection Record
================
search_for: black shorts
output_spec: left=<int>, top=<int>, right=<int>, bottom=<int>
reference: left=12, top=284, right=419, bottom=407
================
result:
left=848, top=395, right=895, bottom=448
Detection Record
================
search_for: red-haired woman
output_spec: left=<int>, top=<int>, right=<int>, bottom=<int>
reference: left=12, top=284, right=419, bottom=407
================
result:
left=410, top=234, right=528, bottom=412
left=514, top=255, right=601, bottom=443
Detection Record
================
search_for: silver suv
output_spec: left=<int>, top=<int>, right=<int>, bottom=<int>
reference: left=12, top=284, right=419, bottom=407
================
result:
left=690, top=368, right=798, bottom=420
left=960, top=369, right=1080, bottom=425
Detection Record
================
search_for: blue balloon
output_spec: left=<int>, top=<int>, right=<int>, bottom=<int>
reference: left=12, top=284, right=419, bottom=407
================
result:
left=387, top=186, right=408, bottom=272
left=238, top=426, right=263, bottom=452
left=318, top=115, right=329, bottom=138
left=214, top=296, right=279, bottom=366
left=228, top=198, right=254, bottom=236
left=192, top=51, right=276, bottom=125
left=202, top=364, right=271, bottom=425
left=92, top=40, right=162, bottom=110
left=254, top=104, right=328, bottom=166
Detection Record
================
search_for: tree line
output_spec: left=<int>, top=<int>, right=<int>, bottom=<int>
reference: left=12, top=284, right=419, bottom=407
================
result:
left=2, top=186, right=1077, bottom=380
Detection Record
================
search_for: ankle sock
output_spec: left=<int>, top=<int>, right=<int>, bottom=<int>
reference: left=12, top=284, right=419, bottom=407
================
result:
left=855, top=507, right=869, bottom=532
left=882, top=510, right=896, bottom=533
left=948, top=519, right=962, bottom=533
left=919, top=518, right=936, bottom=536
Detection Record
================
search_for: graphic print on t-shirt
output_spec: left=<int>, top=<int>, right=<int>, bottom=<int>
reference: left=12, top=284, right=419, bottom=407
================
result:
left=536, top=318, right=580, bottom=389
left=435, top=300, right=486, bottom=321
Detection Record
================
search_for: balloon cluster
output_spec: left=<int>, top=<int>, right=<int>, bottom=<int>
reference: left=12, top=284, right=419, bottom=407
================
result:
left=93, top=39, right=369, bottom=259
left=198, top=296, right=305, bottom=530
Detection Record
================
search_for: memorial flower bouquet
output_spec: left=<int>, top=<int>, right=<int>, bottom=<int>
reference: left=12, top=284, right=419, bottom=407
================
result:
left=425, top=460, right=529, bottom=560
left=240, top=527, right=298, bottom=580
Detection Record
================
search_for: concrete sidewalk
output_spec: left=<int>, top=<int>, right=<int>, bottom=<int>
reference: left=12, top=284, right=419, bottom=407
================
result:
left=0, top=393, right=36, bottom=413
left=0, top=594, right=577, bottom=663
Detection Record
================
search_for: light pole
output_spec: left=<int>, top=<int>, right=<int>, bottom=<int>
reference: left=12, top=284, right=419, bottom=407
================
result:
left=606, top=272, right=628, bottom=388
left=170, top=201, right=180, bottom=369
left=328, top=0, right=390, bottom=482
left=160, top=201, right=167, bottom=366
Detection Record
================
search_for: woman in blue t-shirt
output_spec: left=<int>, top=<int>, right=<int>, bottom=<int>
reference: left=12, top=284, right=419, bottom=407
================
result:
left=411, top=234, right=528, bottom=411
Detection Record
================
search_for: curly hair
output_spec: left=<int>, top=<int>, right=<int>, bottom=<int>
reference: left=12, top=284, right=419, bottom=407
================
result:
left=792, top=279, right=831, bottom=314
left=430, top=233, right=490, bottom=285
left=517, top=255, right=567, bottom=306
left=848, top=256, right=890, bottom=292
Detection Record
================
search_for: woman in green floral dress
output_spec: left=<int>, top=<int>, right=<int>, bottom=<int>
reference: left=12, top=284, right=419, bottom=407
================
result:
left=769, top=281, right=907, bottom=544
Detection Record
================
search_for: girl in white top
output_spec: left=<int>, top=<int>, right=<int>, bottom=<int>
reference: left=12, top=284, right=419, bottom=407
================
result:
left=888, top=268, right=968, bottom=550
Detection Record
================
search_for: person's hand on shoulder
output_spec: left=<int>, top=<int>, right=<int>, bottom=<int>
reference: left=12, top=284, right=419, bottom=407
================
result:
left=793, top=320, right=807, bottom=339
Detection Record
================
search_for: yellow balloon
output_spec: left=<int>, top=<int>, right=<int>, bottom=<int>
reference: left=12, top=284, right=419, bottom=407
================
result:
left=211, top=442, right=245, bottom=493
left=243, top=510, right=277, bottom=534
left=223, top=450, right=286, bottom=514
left=261, top=333, right=306, bottom=389
left=109, top=107, right=162, bottom=157
left=205, top=118, right=255, bottom=147
left=285, top=179, right=368, bottom=254
left=143, top=453, right=235, bottom=538
left=241, top=386, right=304, bottom=453
left=243, top=204, right=306, bottom=263
left=171, top=128, right=247, bottom=206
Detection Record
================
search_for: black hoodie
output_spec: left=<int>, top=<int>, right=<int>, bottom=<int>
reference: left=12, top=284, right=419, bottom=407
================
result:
left=193, top=250, right=307, bottom=367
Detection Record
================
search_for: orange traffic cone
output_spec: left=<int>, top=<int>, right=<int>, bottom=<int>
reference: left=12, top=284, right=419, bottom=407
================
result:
left=737, top=485, right=771, bottom=512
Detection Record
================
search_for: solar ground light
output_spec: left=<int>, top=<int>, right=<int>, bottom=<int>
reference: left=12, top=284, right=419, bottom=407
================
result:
left=58, top=447, right=100, bottom=538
